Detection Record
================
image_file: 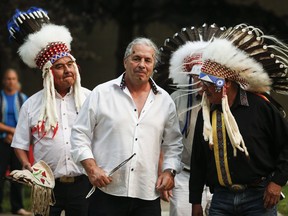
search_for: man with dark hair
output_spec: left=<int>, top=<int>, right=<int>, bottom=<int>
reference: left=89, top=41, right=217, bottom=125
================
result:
left=190, top=24, right=288, bottom=216
left=8, top=7, right=91, bottom=216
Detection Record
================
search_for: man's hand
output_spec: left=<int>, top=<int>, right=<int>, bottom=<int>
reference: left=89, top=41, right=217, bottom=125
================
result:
left=4, top=133, right=13, bottom=144
left=160, top=190, right=173, bottom=202
left=81, top=158, right=112, bottom=188
left=263, top=182, right=282, bottom=209
left=156, top=170, right=175, bottom=192
left=192, top=204, right=203, bottom=216
left=22, top=161, right=33, bottom=172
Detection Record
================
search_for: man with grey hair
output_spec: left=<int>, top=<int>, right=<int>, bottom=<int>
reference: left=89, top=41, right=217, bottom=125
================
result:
left=71, top=37, right=183, bottom=216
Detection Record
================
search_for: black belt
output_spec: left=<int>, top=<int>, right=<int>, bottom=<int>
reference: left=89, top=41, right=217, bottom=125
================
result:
left=55, top=174, right=86, bottom=184
left=226, top=177, right=268, bottom=193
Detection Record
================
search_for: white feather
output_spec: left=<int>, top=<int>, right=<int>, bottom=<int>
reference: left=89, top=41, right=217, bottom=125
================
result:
left=18, top=24, right=72, bottom=68
left=202, top=38, right=272, bottom=93
left=169, top=41, right=208, bottom=85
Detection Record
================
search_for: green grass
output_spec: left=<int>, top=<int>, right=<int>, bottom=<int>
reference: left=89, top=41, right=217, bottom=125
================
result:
left=2, top=180, right=31, bottom=213
left=278, top=184, right=288, bottom=215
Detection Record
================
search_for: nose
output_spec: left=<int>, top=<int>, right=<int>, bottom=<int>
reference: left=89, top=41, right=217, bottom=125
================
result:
left=63, top=64, right=73, bottom=73
left=138, top=59, right=145, bottom=68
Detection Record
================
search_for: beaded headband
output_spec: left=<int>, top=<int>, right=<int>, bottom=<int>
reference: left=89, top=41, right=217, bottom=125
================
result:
left=35, top=42, right=70, bottom=70
left=201, top=59, right=248, bottom=88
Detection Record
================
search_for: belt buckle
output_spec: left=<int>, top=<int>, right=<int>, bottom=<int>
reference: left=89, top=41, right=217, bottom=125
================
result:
left=59, top=176, right=75, bottom=183
left=229, top=184, right=247, bottom=192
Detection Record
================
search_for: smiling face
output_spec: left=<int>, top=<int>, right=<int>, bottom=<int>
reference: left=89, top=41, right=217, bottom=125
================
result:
left=51, top=56, right=76, bottom=95
left=123, top=44, right=155, bottom=86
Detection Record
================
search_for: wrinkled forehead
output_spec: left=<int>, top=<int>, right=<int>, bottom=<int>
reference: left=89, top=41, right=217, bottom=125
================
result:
left=131, top=44, right=155, bottom=58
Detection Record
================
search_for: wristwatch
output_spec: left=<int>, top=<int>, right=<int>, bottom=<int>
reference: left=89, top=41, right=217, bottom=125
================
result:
left=165, top=169, right=176, bottom=177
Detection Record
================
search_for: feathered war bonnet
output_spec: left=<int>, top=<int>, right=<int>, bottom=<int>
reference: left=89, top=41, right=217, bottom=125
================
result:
left=200, top=23, right=288, bottom=156
left=154, top=23, right=226, bottom=93
left=7, top=7, right=84, bottom=137
left=153, top=24, right=226, bottom=137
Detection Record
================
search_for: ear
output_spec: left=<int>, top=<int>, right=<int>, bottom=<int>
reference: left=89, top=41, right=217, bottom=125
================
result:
left=123, top=58, right=127, bottom=69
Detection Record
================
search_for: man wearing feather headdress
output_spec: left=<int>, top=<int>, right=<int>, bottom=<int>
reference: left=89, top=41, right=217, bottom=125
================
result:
left=154, top=24, right=226, bottom=216
left=189, top=24, right=288, bottom=216
left=7, top=7, right=91, bottom=216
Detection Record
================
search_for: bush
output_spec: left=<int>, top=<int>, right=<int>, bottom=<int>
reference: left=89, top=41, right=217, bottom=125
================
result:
left=278, top=184, right=288, bottom=215
left=1, top=180, right=31, bottom=213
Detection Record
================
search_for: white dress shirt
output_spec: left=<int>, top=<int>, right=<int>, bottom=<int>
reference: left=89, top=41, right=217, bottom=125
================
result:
left=11, top=87, right=91, bottom=178
left=71, top=74, right=183, bottom=200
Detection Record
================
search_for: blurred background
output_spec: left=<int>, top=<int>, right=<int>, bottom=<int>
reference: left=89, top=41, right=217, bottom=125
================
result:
left=0, top=0, right=288, bottom=112
left=0, top=0, right=288, bottom=214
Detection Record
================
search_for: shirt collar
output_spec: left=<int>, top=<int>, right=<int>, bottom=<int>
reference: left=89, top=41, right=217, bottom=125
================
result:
left=118, top=73, right=160, bottom=95
left=55, top=86, right=74, bottom=98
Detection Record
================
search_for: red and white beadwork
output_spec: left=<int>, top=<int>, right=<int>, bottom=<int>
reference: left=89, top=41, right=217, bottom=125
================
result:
left=35, top=42, right=70, bottom=69
left=201, top=60, right=248, bottom=87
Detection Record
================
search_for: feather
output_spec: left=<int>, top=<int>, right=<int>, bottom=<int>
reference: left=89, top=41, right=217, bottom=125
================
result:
left=154, top=23, right=226, bottom=93
left=185, top=26, right=201, bottom=41
left=7, top=7, right=50, bottom=44
left=211, top=23, right=288, bottom=95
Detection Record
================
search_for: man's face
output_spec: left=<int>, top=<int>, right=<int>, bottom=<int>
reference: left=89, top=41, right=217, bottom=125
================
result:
left=124, top=44, right=155, bottom=85
left=51, top=56, right=76, bottom=92
left=3, top=70, right=19, bottom=92
left=201, top=81, right=222, bottom=104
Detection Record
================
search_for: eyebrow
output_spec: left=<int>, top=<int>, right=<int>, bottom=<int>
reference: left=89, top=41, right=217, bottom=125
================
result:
left=53, top=60, right=74, bottom=66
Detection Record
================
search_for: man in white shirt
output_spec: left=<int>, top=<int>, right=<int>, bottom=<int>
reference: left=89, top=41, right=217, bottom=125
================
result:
left=71, top=37, right=183, bottom=216
left=7, top=7, right=91, bottom=216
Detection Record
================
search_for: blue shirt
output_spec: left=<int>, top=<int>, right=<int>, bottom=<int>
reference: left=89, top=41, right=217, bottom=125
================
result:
left=5, top=93, right=17, bottom=127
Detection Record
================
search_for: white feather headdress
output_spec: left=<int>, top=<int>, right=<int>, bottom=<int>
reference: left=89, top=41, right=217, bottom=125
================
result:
left=169, top=41, right=207, bottom=86
left=7, top=7, right=85, bottom=137
left=200, top=24, right=288, bottom=156
left=201, top=38, right=272, bottom=93
left=18, top=24, right=72, bottom=69
left=154, top=23, right=226, bottom=94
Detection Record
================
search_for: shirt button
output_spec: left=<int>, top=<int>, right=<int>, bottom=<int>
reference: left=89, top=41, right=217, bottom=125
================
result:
left=66, top=142, right=69, bottom=144
left=131, top=168, right=134, bottom=171
left=62, top=99, right=64, bottom=101
left=68, top=158, right=70, bottom=160
left=134, top=109, right=137, bottom=112
left=65, top=128, right=67, bottom=130
left=135, top=138, right=138, bottom=141
left=63, top=113, right=66, bottom=115
left=136, top=124, right=139, bottom=126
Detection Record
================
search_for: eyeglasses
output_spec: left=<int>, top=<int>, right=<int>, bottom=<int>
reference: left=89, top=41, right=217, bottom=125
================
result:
left=201, top=80, right=214, bottom=87
left=52, top=60, right=75, bottom=71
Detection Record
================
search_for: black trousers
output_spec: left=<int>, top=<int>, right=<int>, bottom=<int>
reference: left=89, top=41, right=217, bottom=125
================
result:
left=49, top=175, right=91, bottom=216
left=88, top=188, right=161, bottom=216
left=0, top=140, right=23, bottom=213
